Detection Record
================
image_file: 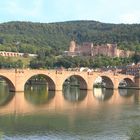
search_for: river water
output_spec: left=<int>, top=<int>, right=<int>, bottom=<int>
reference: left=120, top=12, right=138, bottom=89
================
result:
left=0, top=83, right=140, bottom=140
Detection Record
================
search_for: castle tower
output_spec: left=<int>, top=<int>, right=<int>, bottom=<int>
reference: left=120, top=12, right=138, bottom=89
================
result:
left=69, top=41, right=76, bottom=52
left=107, top=44, right=117, bottom=57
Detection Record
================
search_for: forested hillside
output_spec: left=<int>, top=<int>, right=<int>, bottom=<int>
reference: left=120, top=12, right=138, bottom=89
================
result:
left=0, top=20, right=140, bottom=55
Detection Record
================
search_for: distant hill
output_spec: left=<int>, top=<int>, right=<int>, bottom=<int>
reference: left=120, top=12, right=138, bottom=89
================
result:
left=0, top=20, right=140, bottom=54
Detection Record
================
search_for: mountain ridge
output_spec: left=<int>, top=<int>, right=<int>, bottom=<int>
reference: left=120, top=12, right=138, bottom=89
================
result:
left=0, top=20, right=140, bottom=54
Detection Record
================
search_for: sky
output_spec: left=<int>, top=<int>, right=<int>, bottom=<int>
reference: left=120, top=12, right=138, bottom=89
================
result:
left=0, top=0, right=140, bottom=24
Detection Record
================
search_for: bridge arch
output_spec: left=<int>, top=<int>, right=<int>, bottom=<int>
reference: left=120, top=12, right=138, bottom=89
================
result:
left=62, top=74, right=88, bottom=90
left=24, top=74, right=55, bottom=91
left=93, top=75, right=114, bottom=89
left=0, top=69, right=136, bottom=92
left=101, top=76, right=114, bottom=89
left=118, top=77, right=135, bottom=88
left=0, top=75, right=15, bottom=91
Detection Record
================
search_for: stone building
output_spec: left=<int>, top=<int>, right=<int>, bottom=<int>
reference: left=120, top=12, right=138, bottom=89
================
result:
left=124, top=63, right=140, bottom=76
left=67, top=41, right=94, bottom=56
left=0, top=51, right=37, bottom=57
left=75, top=42, right=93, bottom=56
left=67, top=41, right=77, bottom=56
left=92, top=44, right=117, bottom=57
left=66, top=41, right=134, bottom=58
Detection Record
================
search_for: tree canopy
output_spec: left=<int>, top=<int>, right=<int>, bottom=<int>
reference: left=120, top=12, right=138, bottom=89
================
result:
left=0, top=20, right=140, bottom=69
left=0, top=20, right=140, bottom=54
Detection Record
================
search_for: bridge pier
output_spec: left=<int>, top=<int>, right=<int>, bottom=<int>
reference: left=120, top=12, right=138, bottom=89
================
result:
left=87, top=84, right=93, bottom=90
left=15, top=85, right=25, bottom=92
left=55, top=81, right=63, bottom=91
left=15, top=76, right=25, bottom=92
left=134, top=76, right=140, bottom=89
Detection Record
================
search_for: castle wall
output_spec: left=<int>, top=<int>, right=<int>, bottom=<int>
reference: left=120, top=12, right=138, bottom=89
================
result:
left=79, top=43, right=93, bottom=56
left=67, top=41, right=134, bottom=58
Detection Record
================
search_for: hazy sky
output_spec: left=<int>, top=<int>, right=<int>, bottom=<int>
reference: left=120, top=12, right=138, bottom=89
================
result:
left=0, top=0, right=140, bottom=24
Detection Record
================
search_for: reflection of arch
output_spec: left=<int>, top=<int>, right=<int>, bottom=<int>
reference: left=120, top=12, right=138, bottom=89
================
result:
left=63, top=75, right=87, bottom=90
left=119, top=89, right=134, bottom=97
left=24, top=74, right=55, bottom=91
left=24, top=85, right=55, bottom=105
left=0, top=92, right=15, bottom=106
left=63, top=86, right=87, bottom=102
left=0, top=76, right=15, bottom=91
left=93, top=88, right=113, bottom=101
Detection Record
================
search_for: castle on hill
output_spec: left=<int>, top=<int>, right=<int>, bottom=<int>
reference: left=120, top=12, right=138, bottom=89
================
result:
left=65, top=41, right=134, bottom=58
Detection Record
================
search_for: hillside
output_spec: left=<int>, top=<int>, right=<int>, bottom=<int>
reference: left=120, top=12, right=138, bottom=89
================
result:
left=0, top=20, right=140, bottom=54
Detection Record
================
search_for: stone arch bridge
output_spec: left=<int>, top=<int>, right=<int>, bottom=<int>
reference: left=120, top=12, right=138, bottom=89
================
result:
left=0, top=69, right=137, bottom=92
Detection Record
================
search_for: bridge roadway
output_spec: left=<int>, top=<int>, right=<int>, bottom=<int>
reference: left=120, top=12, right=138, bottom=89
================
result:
left=0, top=69, right=136, bottom=92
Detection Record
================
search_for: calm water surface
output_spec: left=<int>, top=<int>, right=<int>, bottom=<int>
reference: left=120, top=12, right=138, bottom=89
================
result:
left=0, top=83, right=140, bottom=140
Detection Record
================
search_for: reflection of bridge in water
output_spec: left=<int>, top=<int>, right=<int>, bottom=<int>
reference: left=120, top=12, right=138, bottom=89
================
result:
left=0, top=89, right=140, bottom=115
left=0, top=69, right=138, bottom=92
